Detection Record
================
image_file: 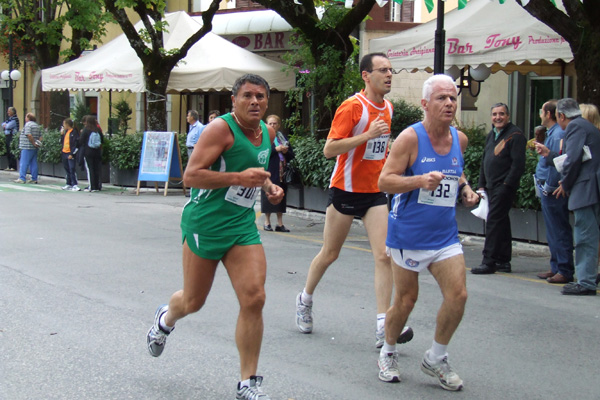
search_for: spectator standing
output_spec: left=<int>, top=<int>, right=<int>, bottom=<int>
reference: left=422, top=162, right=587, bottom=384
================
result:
left=60, top=118, right=81, bottom=191
left=261, top=114, right=294, bottom=232
left=579, top=103, right=600, bottom=129
left=535, top=98, right=600, bottom=295
left=2, top=107, right=19, bottom=170
left=534, top=100, right=574, bottom=284
left=15, top=113, right=41, bottom=184
left=79, top=115, right=103, bottom=192
left=471, top=103, right=526, bottom=274
left=185, top=110, right=203, bottom=159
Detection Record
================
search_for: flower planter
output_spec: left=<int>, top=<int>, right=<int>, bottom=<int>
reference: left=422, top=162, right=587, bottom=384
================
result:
left=455, top=205, right=485, bottom=235
left=286, top=186, right=304, bottom=209
left=509, top=208, right=538, bottom=242
left=110, top=163, right=139, bottom=187
left=0, top=156, right=8, bottom=170
left=38, top=162, right=55, bottom=177
left=303, top=186, right=328, bottom=213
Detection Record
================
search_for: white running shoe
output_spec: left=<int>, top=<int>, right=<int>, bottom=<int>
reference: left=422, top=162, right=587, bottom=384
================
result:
left=146, top=304, right=172, bottom=357
left=236, top=376, right=271, bottom=399
left=376, top=325, right=414, bottom=348
left=420, top=350, right=463, bottom=391
left=295, top=292, right=313, bottom=333
left=71, top=185, right=81, bottom=191
left=62, top=185, right=72, bottom=190
left=378, top=351, right=401, bottom=383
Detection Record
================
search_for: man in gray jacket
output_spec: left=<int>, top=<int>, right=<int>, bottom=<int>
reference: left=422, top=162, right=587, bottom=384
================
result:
left=535, top=98, right=600, bottom=295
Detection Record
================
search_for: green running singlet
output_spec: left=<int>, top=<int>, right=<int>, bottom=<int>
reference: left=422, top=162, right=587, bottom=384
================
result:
left=180, top=113, right=271, bottom=237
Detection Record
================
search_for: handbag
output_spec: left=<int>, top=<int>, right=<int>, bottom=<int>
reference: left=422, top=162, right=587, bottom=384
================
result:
left=283, top=162, right=301, bottom=185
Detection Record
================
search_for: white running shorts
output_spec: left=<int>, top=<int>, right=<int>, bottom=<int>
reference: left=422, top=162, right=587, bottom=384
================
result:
left=387, top=243, right=463, bottom=272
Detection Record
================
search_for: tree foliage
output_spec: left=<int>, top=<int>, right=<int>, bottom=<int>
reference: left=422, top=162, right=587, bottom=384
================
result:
left=0, top=0, right=111, bottom=69
left=104, top=0, right=221, bottom=131
left=254, top=0, right=377, bottom=136
left=517, top=0, right=600, bottom=106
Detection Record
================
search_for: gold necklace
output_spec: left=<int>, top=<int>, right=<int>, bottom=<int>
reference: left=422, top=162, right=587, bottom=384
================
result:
left=232, top=112, right=262, bottom=138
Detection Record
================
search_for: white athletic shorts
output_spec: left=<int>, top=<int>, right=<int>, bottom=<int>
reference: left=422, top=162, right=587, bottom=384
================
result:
left=386, top=243, right=463, bottom=273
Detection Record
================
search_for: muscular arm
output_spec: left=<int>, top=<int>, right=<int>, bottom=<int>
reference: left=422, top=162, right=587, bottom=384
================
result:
left=183, top=119, right=271, bottom=189
left=378, top=127, right=442, bottom=194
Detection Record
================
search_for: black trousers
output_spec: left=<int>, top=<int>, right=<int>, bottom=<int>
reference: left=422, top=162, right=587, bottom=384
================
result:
left=482, top=184, right=517, bottom=265
left=5, top=133, right=17, bottom=169
left=84, top=150, right=102, bottom=190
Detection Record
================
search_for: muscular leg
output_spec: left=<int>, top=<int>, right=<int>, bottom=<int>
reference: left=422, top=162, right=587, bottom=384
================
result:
left=363, top=205, right=393, bottom=314
left=428, top=255, right=468, bottom=345
left=164, top=240, right=219, bottom=327
left=304, top=205, right=354, bottom=294
left=222, top=244, right=268, bottom=380
left=385, top=263, right=419, bottom=345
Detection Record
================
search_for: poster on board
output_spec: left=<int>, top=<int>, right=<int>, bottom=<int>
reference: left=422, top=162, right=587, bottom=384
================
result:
left=137, top=131, right=186, bottom=196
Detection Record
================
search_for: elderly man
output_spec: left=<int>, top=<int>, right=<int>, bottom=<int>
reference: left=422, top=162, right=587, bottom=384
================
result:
left=185, top=110, right=203, bottom=158
left=535, top=98, right=600, bottom=295
left=534, top=100, right=574, bottom=284
left=471, top=103, right=526, bottom=274
left=377, top=74, right=479, bottom=390
left=2, top=107, right=19, bottom=170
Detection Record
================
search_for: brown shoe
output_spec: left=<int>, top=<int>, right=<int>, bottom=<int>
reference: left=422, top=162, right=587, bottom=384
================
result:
left=537, top=271, right=555, bottom=279
left=547, top=273, right=572, bottom=284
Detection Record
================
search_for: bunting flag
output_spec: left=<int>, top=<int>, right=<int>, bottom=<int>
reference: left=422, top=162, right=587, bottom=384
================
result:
left=392, top=0, right=403, bottom=4
left=458, top=0, right=468, bottom=9
left=424, top=0, right=434, bottom=13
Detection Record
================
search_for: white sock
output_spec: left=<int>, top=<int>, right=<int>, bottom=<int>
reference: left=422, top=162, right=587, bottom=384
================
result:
left=159, top=313, right=174, bottom=332
left=239, top=378, right=250, bottom=388
left=381, top=341, right=396, bottom=354
left=377, top=313, right=386, bottom=330
left=428, top=340, right=448, bottom=362
left=301, top=289, right=313, bottom=305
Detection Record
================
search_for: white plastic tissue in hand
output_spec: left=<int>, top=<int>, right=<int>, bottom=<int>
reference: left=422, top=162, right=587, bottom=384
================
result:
left=471, top=190, right=488, bottom=220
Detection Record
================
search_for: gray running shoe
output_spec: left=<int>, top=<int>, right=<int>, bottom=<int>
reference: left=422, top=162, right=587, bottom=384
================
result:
left=146, top=304, right=172, bottom=357
left=376, top=325, right=414, bottom=348
left=378, top=351, right=401, bottom=383
left=295, top=292, right=313, bottom=333
left=420, top=351, right=463, bottom=391
left=236, top=376, right=271, bottom=400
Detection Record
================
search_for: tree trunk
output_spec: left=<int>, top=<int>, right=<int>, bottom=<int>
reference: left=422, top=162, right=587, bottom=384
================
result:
left=144, top=65, right=170, bottom=132
left=572, top=29, right=600, bottom=106
left=48, top=91, right=70, bottom=130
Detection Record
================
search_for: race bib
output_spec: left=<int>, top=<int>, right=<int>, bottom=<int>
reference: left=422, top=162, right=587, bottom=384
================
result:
left=363, top=134, right=390, bottom=160
left=225, top=185, right=260, bottom=208
left=417, top=176, right=459, bottom=207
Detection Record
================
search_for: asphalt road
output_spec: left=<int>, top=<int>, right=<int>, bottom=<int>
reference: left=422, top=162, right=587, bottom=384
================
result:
left=1, top=170, right=599, bottom=400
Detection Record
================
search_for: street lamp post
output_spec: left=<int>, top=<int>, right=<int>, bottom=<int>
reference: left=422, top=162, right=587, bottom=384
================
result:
left=433, top=0, right=445, bottom=74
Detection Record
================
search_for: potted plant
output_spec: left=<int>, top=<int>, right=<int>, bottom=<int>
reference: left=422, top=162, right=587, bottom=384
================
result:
left=288, top=134, right=335, bottom=212
left=108, top=131, right=143, bottom=186
left=38, top=129, right=62, bottom=177
left=0, top=133, right=7, bottom=169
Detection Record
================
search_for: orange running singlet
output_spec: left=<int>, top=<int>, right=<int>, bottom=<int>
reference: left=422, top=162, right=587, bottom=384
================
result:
left=328, top=90, right=393, bottom=193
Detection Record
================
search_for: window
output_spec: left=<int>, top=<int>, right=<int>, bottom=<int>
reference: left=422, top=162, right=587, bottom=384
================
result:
left=385, top=0, right=414, bottom=23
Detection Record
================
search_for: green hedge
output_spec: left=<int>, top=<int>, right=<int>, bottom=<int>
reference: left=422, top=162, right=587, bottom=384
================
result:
left=38, top=129, right=62, bottom=164
left=288, top=135, right=335, bottom=189
left=109, top=131, right=143, bottom=170
left=0, top=133, right=5, bottom=157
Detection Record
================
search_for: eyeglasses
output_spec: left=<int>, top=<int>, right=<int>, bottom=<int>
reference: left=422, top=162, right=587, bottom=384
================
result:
left=368, top=68, right=397, bottom=74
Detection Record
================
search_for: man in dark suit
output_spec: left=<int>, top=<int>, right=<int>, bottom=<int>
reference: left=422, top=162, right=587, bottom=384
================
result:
left=471, top=103, right=526, bottom=274
left=535, top=98, right=600, bottom=295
